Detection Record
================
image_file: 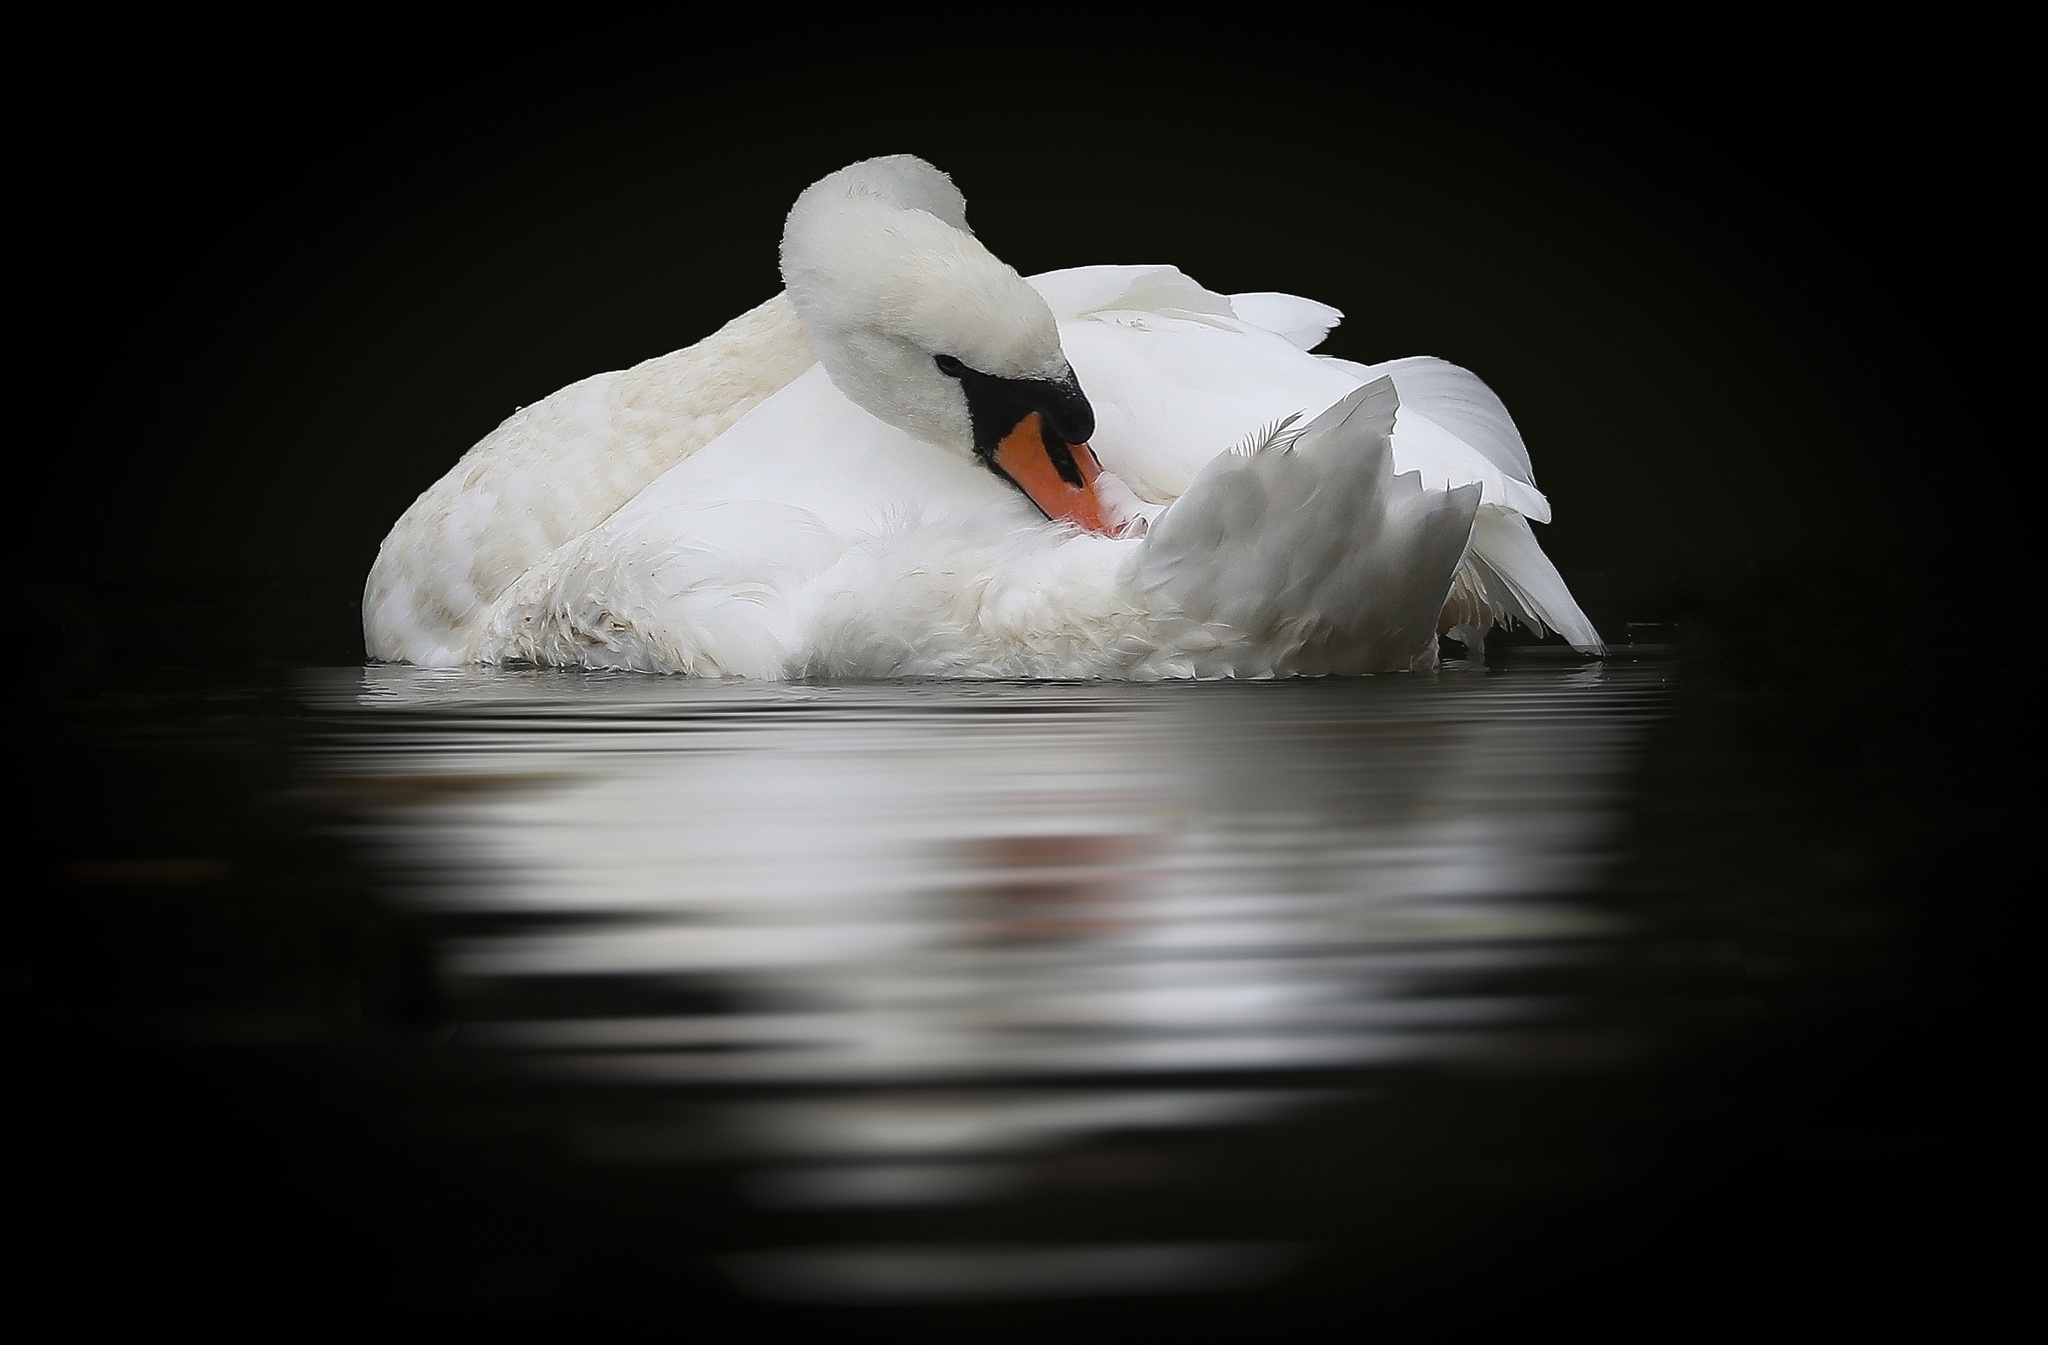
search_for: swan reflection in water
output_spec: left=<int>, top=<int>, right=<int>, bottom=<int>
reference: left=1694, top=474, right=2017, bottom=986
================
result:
left=310, top=661, right=1659, bottom=1304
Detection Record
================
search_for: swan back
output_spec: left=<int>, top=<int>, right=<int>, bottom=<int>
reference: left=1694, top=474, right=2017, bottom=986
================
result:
left=780, top=156, right=1072, bottom=454
left=364, top=293, right=815, bottom=664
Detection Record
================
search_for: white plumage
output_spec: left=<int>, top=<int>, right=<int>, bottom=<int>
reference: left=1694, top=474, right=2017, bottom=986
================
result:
left=364, top=155, right=1600, bottom=678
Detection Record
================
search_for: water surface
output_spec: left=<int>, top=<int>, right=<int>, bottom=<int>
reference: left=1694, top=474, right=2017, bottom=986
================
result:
left=299, top=661, right=1658, bottom=1309
left=51, top=643, right=1991, bottom=1334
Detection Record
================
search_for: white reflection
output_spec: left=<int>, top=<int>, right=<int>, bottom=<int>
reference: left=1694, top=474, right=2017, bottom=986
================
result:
left=745, top=1163, right=1021, bottom=1209
left=311, top=664, right=1658, bottom=1286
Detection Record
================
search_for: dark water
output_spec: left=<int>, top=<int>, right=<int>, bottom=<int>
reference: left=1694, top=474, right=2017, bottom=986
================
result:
left=37, top=633, right=2016, bottom=1336
left=313, top=662, right=1652, bottom=1302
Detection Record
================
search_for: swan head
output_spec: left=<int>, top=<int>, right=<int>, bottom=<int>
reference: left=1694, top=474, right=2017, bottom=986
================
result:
left=781, top=155, right=1124, bottom=536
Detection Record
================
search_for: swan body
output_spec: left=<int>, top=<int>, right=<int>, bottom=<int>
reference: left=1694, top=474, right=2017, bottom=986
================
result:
left=365, top=156, right=1600, bottom=678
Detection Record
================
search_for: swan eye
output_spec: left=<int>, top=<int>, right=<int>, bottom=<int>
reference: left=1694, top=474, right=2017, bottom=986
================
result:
left=933, top=354, right=966, bottom=378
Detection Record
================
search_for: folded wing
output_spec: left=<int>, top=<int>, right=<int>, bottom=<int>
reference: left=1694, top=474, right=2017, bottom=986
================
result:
left=1036, top=265, right=1600, bottom=655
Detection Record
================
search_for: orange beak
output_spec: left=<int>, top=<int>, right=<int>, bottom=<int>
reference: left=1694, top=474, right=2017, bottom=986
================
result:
left=990, top=412, right=1122, bottom=537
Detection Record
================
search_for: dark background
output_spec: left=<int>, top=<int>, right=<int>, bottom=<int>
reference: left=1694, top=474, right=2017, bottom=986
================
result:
left=32, top=16, right=2023, bottom=1337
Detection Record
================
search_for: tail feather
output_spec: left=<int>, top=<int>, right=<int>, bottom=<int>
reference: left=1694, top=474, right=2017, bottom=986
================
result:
left=1138, top=378, right=1482, bottom=675
left=1462, top=507, right=1603, bottom=654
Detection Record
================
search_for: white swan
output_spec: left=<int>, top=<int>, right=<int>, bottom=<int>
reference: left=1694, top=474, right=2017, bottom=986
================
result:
left=364, top=155, right=1601, bottom=678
